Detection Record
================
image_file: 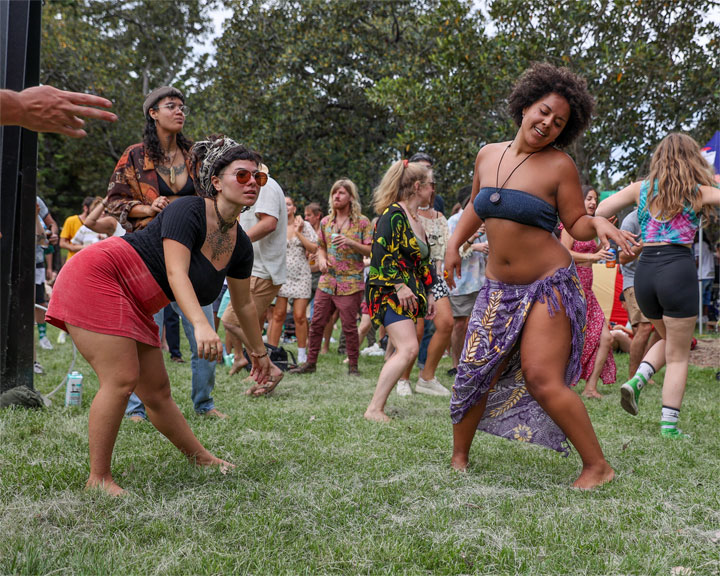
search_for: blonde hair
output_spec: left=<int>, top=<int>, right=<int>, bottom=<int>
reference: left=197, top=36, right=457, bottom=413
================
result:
left=646, top=133, right=715, bottom=221
left=328, top=179, right=362, bottom=222
left=372, top=160, right=430, bottom=215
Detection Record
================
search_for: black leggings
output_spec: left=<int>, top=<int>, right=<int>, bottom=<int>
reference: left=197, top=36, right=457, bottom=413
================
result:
left=635, top=245, right=698, bottom=319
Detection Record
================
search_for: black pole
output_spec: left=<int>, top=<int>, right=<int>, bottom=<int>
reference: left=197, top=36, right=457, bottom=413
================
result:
left=0, top=0, right=42, bottom=393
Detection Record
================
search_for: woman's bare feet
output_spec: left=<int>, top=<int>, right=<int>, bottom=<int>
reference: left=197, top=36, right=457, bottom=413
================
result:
left=85, top=476, right=126, bottom=497
left=582, top=388, right=603, bottom=399
left=194, top=453, right=235, bottom=474
left=572, top=461, right=615, bottom=490
left=229, top=355, right=248, bottom=375
left=364, top=409, right=390, bottom=423
left=450, top=453, right=469, bottom=471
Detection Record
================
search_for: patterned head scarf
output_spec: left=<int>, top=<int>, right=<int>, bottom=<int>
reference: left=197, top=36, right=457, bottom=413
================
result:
left=192, top=136, right=241, bottom=196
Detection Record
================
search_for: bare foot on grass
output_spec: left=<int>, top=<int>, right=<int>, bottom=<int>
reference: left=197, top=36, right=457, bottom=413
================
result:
left=85, top=477, right=126, bottom=497
left=450, top=454, right=469, bottom=472
left=229, top=356, right=248, bottom=375
left=364, top=409, right=390, bottom=423
left=572, top=462, right=615, bottom=490
left=582, top=389, right=603, bottom=399
left=194, top=454, right=235, bottom=474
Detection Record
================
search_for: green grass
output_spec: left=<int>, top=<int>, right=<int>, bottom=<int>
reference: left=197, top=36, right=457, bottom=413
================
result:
left=2, top=325, right=719, bottom=575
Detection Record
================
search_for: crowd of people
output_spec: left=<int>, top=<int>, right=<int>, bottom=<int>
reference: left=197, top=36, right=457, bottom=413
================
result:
left=9, top=62, right=719, bottom=496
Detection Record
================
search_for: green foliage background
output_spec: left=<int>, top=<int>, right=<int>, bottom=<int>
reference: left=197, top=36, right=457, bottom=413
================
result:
left=38, top=0, right=720, bottom=221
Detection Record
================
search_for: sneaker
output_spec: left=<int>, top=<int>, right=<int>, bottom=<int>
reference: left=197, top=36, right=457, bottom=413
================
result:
left=620, top=375, right=646, bottom=416
left=289, top=362, right=316, bottom=375
left=57, top=331, right=67, bottom=344
left=396, top=379, right=413, bottom=396
left=361, top=343, right=385, bottom=357
left=38, top=336, right=53, bottom=350
left=661, top=427, right=690, bottom=439
left=416, top=376, right=451, bottom=397
left=447, top=367, right=458, bottom=377
left=33, top=361, right=44, bottom=374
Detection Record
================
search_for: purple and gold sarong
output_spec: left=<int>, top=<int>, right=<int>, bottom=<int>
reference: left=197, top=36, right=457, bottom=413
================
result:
left=451, top=265, right=586, bottom=455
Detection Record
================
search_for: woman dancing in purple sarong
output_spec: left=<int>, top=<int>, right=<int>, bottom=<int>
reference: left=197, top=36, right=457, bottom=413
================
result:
left=560, top=185, right=617, bottom=399
left=445, top=63, right=636, bottom=489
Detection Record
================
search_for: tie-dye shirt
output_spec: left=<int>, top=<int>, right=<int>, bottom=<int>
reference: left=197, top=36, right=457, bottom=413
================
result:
left=638, top=180, right=700, bottom=244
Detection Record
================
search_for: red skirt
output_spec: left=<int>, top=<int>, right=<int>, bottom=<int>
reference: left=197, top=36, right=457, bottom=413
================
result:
left=46, top=237, right=170, bottom=347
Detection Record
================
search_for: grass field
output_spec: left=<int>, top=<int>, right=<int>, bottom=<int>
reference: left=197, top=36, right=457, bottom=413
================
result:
left=1, top=324, right=719, bottom=575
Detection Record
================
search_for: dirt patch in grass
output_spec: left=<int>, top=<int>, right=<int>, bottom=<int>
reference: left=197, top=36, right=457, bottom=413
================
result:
left=690, top=338, right=719, bottom=369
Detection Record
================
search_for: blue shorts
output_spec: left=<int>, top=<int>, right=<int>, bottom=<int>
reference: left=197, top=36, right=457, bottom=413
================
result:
left=383, top=306, right=414, bottom=326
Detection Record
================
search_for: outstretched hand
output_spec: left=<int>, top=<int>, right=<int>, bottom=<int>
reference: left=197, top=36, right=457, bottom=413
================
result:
left=2, top=86, right=117, bottom=138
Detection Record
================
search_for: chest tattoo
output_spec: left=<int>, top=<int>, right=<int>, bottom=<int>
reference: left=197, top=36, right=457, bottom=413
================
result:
left=156, top=163, right=186, bottom=177
left=206, top=228, right=235, bottom=261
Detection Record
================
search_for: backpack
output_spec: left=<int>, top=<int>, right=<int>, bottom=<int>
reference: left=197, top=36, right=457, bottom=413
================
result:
left=243, top=343, right=297, bottom=372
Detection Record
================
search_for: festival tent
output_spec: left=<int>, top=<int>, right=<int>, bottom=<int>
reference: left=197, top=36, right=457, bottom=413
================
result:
left=591, top=263, right=628, bottom=326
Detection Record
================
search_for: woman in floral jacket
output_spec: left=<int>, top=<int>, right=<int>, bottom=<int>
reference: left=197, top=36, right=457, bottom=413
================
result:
left=364, top=160, right=437, bottom=422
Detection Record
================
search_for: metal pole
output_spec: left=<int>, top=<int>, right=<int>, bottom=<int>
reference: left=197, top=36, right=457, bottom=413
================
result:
left=698, top=221, right=703, bottom=336
left=0, top=0, right=41, bottom=393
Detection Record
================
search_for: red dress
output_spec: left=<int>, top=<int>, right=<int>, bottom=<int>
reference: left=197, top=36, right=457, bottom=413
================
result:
left=572, top=238, right=617, bottom=385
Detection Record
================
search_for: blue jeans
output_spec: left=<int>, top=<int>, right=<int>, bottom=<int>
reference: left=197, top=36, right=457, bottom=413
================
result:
left=126, top=302, right=216, bottom=418
left=164, top=303, right=182, bottom=359
left=417, top=318, right=435, bottom=367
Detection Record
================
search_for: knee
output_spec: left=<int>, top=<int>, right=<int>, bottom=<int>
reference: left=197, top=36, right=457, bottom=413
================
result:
left=435, top=314, right=453, bottom=335
left=522, top=365, right=556, bottom=402
left=110, top=370, right=141, bottom=400
left=601, top=329, right=613, bottom=348
left=398, top=340, right=419, bottom=362
left=139, top=379, right=172, bottom=407
left=293, top=311, right=307, bottom=326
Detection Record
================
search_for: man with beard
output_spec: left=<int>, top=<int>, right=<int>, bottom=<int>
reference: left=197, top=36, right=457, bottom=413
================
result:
left=290, top=180, right=372, bottom=375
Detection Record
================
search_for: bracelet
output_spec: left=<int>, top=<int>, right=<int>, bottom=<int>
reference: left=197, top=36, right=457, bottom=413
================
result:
left=249, top=351, right=268, bottom=359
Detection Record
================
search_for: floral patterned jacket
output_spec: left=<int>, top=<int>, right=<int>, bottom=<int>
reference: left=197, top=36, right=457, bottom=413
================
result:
left=106, top=142, right=194, bottom=232
left=365, top=203, right=437, bottom=325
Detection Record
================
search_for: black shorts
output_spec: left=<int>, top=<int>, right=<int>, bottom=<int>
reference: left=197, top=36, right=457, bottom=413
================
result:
left=635, top=245, right=698, bottom=319
left=35, top=283, right=46, bottom=305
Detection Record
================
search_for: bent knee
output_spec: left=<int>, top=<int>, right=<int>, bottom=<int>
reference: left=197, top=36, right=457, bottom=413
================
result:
left=522, top=365, right=564, bottom=400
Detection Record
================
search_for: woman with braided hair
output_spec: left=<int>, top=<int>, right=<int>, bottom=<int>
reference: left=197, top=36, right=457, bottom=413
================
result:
left=46, top=135, right=281, bottom=496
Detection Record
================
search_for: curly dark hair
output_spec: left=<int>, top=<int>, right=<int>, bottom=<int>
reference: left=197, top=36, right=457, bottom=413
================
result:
left=143, top=119, right=193, bottom=165
left=507, top=62, right=594, bottom=148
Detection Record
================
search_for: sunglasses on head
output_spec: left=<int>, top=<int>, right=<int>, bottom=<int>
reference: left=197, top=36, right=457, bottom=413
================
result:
left=226, top=169, right=268, bottom=186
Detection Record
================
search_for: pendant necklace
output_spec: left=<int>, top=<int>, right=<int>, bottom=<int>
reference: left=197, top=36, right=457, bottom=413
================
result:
left=213, top=197, right=236, bottom=234
left=491, top=143, right=538, bottom=205
left=167, top=146, right=180, bottom=185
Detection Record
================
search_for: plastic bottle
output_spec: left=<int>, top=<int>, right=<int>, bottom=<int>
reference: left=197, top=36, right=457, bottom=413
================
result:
left=65, top=371, right=83, bottom=407
left=605, top=247, right=616, bottom=268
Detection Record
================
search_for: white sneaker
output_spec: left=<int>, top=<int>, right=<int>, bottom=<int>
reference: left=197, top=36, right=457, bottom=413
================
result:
left=416, top=376, right=451, bottom=397
left=33, top=361, right=44, bottom=374
left=396, top=379, right=413, bottom=396
left=57, top=331, right=67, bottom=344
left=38, top=336, right=53, bottom=350
left=361, top=343, right=385, bottom=357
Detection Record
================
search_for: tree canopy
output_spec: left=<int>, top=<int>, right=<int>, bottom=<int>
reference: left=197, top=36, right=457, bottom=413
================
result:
left=39, top=0, right=719, bottom=219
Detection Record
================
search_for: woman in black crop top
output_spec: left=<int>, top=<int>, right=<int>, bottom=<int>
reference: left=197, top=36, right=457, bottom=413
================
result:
left=444, top=63, right=636, bottom=490
left=46, top=136, right=279, bottom=496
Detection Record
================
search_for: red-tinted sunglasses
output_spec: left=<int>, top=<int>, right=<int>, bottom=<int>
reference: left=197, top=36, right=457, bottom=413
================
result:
left=226, top=169, right=268, bottom=186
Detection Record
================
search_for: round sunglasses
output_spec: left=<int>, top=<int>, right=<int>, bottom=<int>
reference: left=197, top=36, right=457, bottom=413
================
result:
left=222, top=169, right=268, bottom=187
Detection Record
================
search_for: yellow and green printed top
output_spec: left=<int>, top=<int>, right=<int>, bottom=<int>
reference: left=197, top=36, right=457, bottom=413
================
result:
left=365, top=203, right=437, bottom=326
